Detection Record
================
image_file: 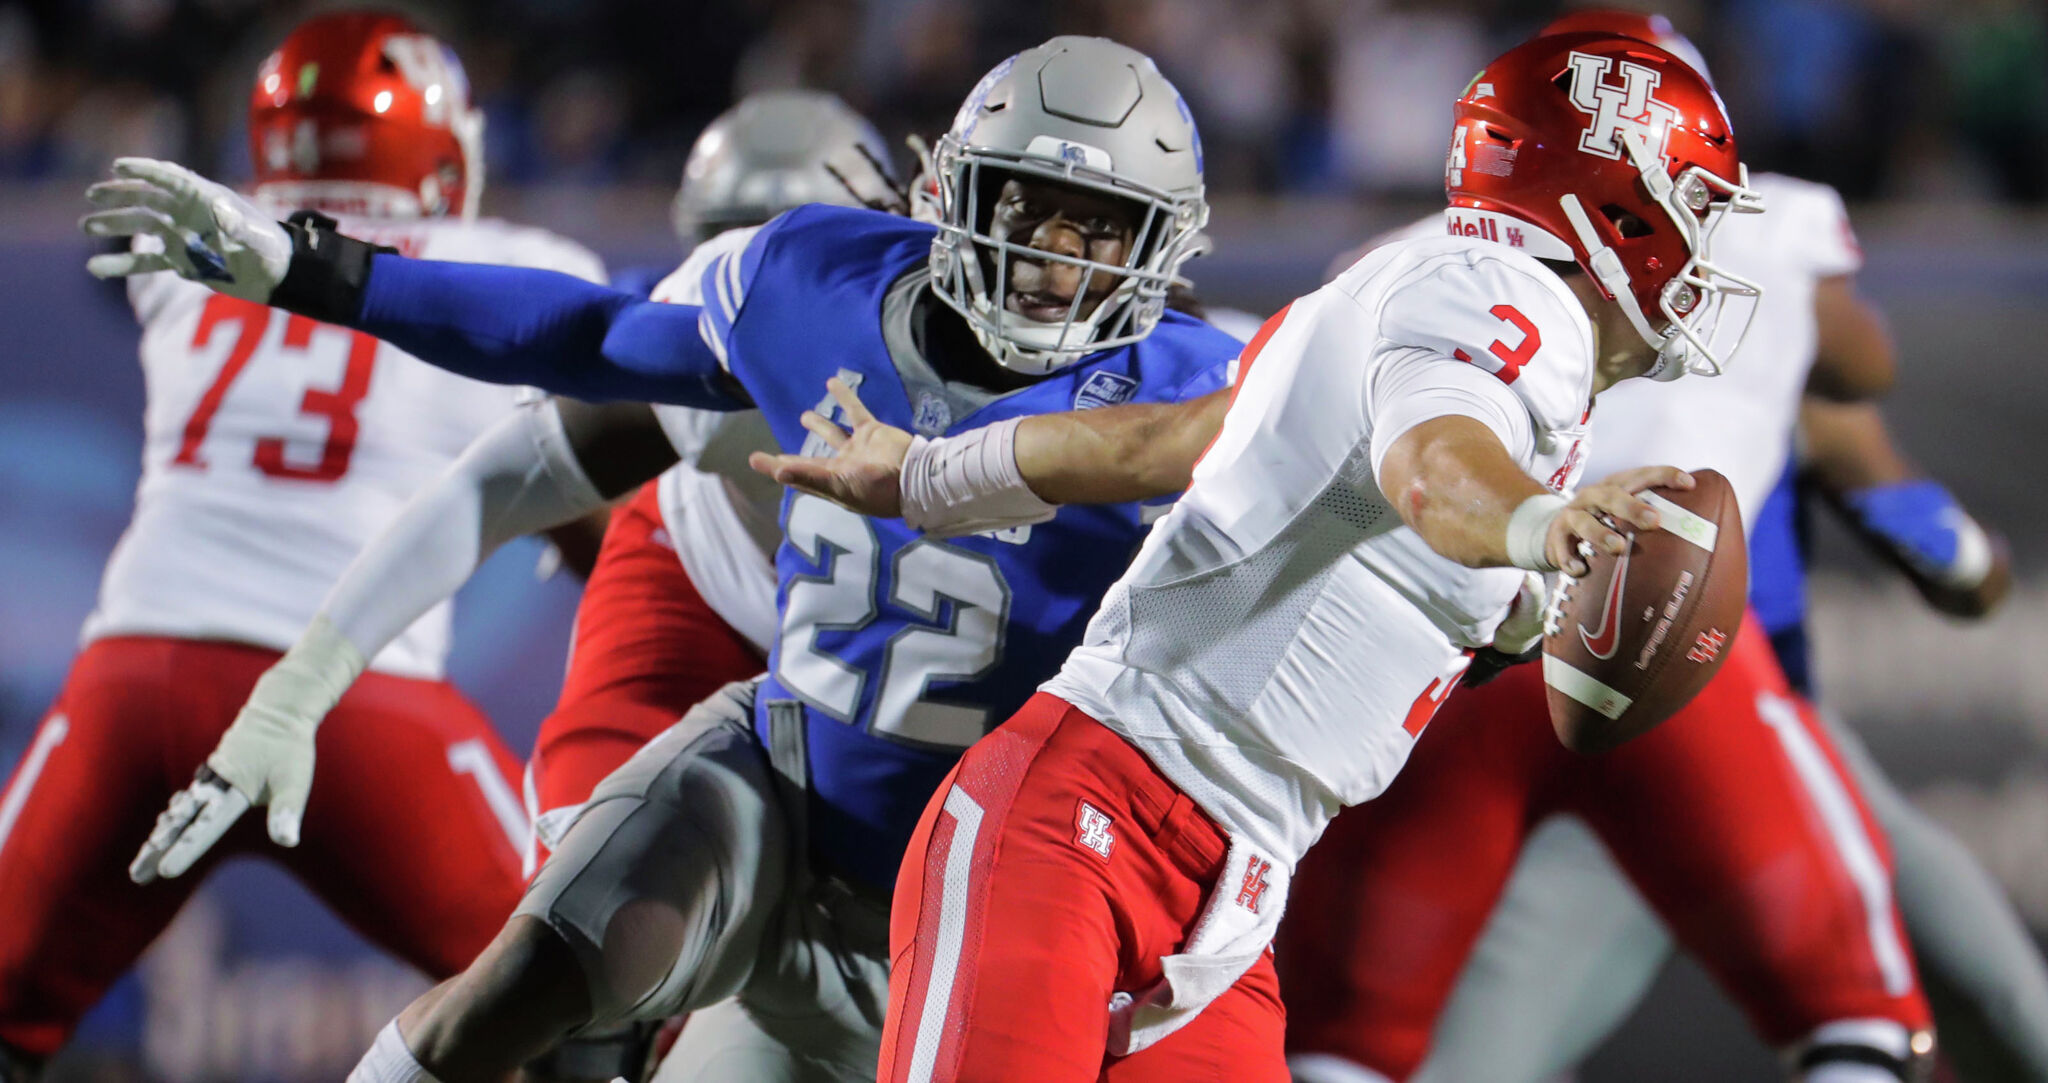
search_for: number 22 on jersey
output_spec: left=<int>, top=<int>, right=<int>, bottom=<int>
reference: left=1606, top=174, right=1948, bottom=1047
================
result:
left=174, top=294, right=377, bottom=482
left=777, top=495, right=1011, bottom=750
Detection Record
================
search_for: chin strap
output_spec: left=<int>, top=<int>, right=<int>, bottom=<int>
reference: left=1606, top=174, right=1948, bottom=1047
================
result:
left=1556, top=193, right=1691, bottom=382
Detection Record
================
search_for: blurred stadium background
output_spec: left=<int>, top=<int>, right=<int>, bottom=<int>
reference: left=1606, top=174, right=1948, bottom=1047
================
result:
left=2, top=0, right=2046, bottom=1079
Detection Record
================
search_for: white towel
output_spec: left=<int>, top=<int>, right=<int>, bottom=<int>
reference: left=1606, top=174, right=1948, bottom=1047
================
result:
left=1107, top=833, right=1289, bottom=1055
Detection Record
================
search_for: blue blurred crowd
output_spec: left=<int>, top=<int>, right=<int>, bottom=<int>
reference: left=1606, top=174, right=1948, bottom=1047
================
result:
left=2, top=0, right=2046, bottom=201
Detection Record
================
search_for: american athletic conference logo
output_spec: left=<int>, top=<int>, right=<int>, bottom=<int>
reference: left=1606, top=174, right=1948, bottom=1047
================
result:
left=1564, top=51, right=1680, bottom=162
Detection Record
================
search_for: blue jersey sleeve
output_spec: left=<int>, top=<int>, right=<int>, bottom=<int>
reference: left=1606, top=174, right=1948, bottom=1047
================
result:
left=356, top=254, right=748, bottom=409
left=693, top=216, right=779, bottom=372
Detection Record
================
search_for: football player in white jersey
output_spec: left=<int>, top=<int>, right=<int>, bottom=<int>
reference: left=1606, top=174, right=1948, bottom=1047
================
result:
left=1290, top=13, right=2047, bottom=1083
left=756, top=31, right=1783, bottom=1080
left=0, top=11, right=605, bottom=1080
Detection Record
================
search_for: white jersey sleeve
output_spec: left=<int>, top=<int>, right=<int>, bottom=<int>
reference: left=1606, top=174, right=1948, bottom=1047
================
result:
left=1371, top=246, right=1595, bottom=440
left=1044, top=234, right=1597, bottom=874
left=1782, top=177, right=1862, bottom=279
left=84, top=215, right=605, bottom=679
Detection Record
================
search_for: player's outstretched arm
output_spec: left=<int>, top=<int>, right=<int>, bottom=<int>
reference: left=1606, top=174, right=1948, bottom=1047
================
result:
left=1376, top=416, right=1688, bottom=576
left=750, top=377, right=1228, bottom=536
left=1805, top=274, right=1897, bottom=402
left=83, top=157, right=748, bottom=409
left=1800, top=398, right=2011, bottom=617
left=129, top=399, right=679, bottom=883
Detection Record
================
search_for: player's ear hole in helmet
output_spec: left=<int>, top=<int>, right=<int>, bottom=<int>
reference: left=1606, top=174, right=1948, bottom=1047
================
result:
left=928, top=36, right=1210, bottom=377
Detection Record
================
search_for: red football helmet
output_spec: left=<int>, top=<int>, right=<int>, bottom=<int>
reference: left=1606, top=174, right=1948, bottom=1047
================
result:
left=1445, top=32, right=1762, bottom=379
left=1539, top=9, right=1712, bottom=86
left=249, top=11, right=484, bottom=219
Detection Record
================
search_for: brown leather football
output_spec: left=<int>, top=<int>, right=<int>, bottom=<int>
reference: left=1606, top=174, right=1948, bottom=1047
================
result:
left=1542, top=468, right=1747, bottom=752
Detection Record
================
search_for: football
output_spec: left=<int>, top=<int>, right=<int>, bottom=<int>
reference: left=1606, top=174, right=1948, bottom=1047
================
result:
left=1542, top=468, right=1748, bottom=752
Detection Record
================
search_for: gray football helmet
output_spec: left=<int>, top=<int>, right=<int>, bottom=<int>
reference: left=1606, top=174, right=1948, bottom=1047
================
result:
left=929, top=36, right=1209, bottom=375
left=671, top=90, right=903, bottom=243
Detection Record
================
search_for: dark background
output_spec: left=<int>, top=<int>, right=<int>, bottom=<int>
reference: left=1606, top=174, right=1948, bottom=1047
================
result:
left=3, top=0, right=2046, bottom=1079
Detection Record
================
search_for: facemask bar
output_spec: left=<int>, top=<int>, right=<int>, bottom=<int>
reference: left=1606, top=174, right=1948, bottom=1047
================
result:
left=929, top=135, right=1206, bottom=375
left=1558, top=132, right=1765, bottom=381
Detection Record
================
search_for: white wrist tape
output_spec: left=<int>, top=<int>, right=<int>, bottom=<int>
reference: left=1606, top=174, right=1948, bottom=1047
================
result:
left=1506, top=493, right=1567, bottom=573
left=347, top=1020, right=445, bottom=1083
left=1942, top=512, right=1995, bottom=589
left=898, top=416, right=1057, bottom=539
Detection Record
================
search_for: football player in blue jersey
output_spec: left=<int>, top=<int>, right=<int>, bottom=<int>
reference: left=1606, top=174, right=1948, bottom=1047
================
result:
left=86, top=36, right=1243, bottom=1083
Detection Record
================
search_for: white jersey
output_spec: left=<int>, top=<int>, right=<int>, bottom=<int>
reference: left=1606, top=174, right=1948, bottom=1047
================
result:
left=644, top=226, right=783, bottom=652
left=1044, top=234, right=1596, bottom=871
left=1585, top=174, right=1861, bottom=529
left=84, top=215, right=606, bottom=679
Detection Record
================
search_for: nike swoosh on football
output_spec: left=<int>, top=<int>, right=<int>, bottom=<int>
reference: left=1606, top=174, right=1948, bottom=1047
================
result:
left=1578, top=541, right=1632, bottom=660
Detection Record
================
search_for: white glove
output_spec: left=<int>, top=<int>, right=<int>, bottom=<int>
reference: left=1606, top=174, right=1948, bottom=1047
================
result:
left=1495, top=571, right=1551, bottom=656
left=81, top=157, right=292, bottom=302
left=130, top=616, right=366, bottom=883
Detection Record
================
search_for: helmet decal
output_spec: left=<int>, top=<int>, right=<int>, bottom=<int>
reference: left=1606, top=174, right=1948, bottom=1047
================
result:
left=1175, top=94, right=1203, bottom=174
left=953, top=55, right=1017, bottom=142
left=1565, top=51, right=1680, bottom=163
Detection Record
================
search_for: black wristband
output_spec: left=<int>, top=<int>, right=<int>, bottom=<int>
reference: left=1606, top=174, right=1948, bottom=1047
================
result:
left=266, top=210, right=396, bottom=324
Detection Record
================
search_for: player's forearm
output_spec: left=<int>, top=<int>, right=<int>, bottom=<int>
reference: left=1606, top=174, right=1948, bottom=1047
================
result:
left=1379, top=416, right=1549, bottom=569
left=259, top=217, right=746, bottom=408
left=1012, top=389, right=1228, bottom=504
left=1800, top=402, right=2009, bottom=614
left=318, top=401, right=608, bottom=658
left=1799, top=399, right=1916, bottom=492
left=1805, top=276, right=1896, bottom=402
left=353, top=255, right=745, bottom=407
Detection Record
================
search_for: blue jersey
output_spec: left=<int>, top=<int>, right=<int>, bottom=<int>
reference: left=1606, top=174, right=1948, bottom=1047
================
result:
left=1747, top=461, right=1814, bottom=694
left=697, top=205, right=1238, bottom=888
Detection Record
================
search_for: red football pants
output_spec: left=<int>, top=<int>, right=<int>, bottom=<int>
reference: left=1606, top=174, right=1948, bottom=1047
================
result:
left=0, top=635, right=527, bottom=1059
left=882, top=693, right=1288, bottom=1083
left=527, top=482, right=763, bottom=861
left=1279, top=614, right=1930, bottom=1077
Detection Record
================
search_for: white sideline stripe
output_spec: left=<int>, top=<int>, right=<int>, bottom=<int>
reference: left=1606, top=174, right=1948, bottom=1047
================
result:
left=0, top=714, right=70, bottom=857
left=1755, top=693, right=1915, bottom=996
left=1805, top=1018, right=1912, bottom=1059
left=1288, top=1052, right=1401, bottom=1083
left=1542, top=655, right=1634, bottom=720
left=520, top=760, right=540, bottom=879
left=446, top=739, right=533, bottom=859
left=906, top=785, right=987, bottom=1083
left=1642, top=491, right=1718, bottom=552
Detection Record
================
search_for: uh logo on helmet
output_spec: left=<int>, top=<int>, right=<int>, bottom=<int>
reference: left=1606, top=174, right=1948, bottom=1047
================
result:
left=1444, top=32, right=1765, bottom=381
left=928, top=36, right=1209, bottom=377
left=249, top=11, right=485, bottom=220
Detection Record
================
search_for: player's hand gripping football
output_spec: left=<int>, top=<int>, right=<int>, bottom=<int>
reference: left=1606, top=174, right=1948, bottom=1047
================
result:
left=749, top=376, right=912, bottom=517
left=81, top=157, right=292, bottom=302
left=1547, top=466, right=1694, bottom=577
left=130, top=617, right=364, bottom=883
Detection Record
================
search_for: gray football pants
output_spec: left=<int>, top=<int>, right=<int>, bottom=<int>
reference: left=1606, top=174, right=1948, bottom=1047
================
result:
left=515, top=678, right=890, bottom=1083
left=1369, top=711, right=2048, bottom=1083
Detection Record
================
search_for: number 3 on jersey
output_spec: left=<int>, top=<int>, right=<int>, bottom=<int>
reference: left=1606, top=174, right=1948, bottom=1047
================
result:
left=175, top=294, right=377, bottom=482
left=1452, top=303, right=1541, bottom=384
left=777, top=495, right=1010, bottom=750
